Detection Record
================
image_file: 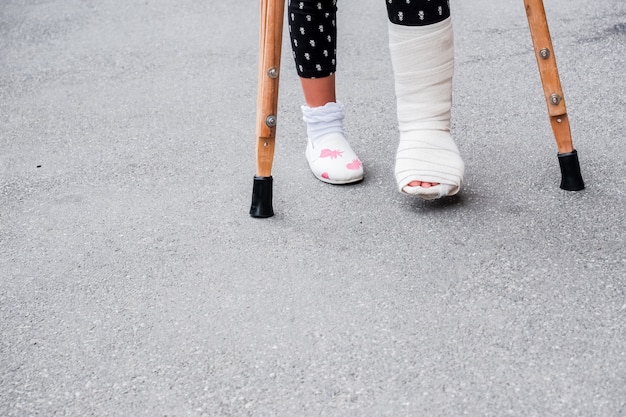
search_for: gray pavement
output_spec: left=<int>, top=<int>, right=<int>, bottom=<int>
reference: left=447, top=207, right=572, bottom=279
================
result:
left=1, top=0, right=625, bottom=416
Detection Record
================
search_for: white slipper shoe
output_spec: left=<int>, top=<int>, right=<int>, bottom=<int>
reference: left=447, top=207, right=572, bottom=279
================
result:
left=305, top=133, right=364, bottom=184
left=301, top=101, right=364, bottom=184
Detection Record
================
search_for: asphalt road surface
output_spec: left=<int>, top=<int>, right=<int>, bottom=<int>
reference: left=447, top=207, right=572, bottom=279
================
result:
left=1, top=0, right=625, bottom=416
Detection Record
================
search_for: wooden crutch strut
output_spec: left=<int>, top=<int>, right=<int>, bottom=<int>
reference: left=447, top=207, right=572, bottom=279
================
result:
left=524, top=0, right=584, bottom=191
left=250, top=0, right=285, bottom=218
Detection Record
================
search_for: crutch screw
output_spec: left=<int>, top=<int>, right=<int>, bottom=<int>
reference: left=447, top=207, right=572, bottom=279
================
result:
left=539, top=48, right=551, bottom=59
left=265, top=115, right=277, bottom=128
left=550, top=93, right=562, bottom=105
left=267, top=67, right=279, bottom=79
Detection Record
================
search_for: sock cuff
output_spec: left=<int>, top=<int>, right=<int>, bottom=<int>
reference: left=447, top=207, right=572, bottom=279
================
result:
left=301, top=101, right=345, bottom=141
left=301, top=101, right=345, bottom=124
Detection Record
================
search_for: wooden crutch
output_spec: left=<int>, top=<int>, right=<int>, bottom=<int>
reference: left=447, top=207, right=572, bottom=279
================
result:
left=249, top=0, right=285, bottom=218
left=524, top=0, right=584, bottom=191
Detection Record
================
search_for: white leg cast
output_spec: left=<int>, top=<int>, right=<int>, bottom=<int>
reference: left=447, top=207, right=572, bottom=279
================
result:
left=389, top=17, right=464, bottom=200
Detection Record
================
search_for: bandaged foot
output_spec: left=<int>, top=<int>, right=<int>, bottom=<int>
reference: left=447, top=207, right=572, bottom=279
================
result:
left=389, top=17, right=464, bottom=199
left=302, top=101, right=364, bottom=184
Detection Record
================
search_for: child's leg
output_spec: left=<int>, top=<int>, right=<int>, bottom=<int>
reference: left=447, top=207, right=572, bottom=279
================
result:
left=300, top=75, right=336, bottom=107
left=288, top=0, right=363, bottom=184
left=386, top=1, right=464, bottom=199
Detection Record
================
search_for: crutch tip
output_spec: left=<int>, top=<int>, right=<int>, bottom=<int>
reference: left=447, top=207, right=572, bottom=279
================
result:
left=250, top=176, right=274, bottom=218
left=558, top=150, right=585, bottom=191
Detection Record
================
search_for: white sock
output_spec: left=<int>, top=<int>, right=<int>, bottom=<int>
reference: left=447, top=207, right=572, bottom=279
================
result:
left=302, top=101, right=364, bottom=184
left=389, top=18, right=464, bottom=199
left=301, top=101, right=346, bottom=144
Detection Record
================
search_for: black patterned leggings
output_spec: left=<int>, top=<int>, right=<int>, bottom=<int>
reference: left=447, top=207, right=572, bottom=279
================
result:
left=288, top=0, right=451, bottom=78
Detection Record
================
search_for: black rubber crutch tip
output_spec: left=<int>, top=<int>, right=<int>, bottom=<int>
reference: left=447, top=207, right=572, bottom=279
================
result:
left=249, top=176, right=274, bottom=218
left=558, top=150, right=585, bottom=191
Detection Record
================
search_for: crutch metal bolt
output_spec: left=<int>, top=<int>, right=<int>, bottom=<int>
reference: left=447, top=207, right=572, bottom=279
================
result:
left=267, top=67, right=279, bottom=78
left=524, top=0, right=584, bottom=191
left=265, top=115, right=277, bottom=128
left=250, top=0, right=285, bottom=218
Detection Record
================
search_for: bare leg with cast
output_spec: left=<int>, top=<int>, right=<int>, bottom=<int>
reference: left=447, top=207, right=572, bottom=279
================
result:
left=389, top=16, right=464, bottom=199
left=288, top=0, right=463, bottom=198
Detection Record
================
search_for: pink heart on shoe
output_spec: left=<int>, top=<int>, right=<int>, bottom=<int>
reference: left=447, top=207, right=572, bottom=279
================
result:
left=346, top=159, right=361, bottom=170
left=321, top=172, right=330, bottom=179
